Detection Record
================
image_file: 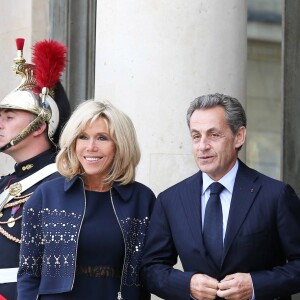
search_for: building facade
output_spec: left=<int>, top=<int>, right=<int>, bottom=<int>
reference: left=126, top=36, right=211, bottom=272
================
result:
left=0, top=0, right=299, bottom=299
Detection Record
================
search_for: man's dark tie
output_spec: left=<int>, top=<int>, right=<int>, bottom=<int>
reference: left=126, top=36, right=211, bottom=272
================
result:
left=203, top=182, right=224, bottom=268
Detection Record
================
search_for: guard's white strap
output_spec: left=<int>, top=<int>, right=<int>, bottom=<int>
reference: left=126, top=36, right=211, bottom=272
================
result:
left=0, top=267, right=18, bottom=283
left=0, top=163, right=57, bottom=211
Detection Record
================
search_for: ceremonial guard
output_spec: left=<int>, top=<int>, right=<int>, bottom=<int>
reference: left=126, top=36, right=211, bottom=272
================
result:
left=0, top=38, right=70, bottom=300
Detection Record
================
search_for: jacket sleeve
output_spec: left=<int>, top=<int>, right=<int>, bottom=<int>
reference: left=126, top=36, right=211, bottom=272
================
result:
left=251, top=184, right=300, bottom=298
left=17, top=188, right=44, bottom=300
left=140, top=194, right=194, bottom=300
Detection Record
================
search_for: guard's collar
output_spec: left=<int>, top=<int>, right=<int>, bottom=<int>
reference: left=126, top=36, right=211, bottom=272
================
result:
left=14, top=149, right=56, bottom=178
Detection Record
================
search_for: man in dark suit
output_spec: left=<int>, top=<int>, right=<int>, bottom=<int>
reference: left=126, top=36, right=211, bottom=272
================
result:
left=141, top=93, right=300, bottom=300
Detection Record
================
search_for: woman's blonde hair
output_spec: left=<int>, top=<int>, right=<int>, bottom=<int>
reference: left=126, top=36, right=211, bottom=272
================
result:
left=56, top=99, right=140, bottom=185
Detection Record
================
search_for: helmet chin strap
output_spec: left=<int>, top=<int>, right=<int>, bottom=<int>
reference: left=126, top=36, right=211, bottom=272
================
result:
left=0, top=109, right=50, bottom=152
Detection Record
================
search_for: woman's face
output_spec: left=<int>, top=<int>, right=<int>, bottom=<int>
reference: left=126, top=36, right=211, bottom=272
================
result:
left=76, top=117, right=116, bottom=183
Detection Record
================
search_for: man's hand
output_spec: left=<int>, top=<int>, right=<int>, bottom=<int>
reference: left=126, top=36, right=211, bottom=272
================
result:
left=190, top=274, right=219, bottom=300
left=217, top=272, right=253, bottom=300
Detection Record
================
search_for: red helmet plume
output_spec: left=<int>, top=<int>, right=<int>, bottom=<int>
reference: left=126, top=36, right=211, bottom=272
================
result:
left=32, top=40, right=67, bottom=92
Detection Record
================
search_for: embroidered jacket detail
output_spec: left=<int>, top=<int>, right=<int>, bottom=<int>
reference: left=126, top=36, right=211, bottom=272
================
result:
left=19, top=207, right=81, bottom=278
left=120, top=216, right=150, bottom=286
left=19, top=207, right=150, bottom=286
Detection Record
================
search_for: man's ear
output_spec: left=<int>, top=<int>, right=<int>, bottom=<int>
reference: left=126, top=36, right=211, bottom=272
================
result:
left=234, top=126, right=246, bottom=149
left=32, top=122, right=47, bottom=137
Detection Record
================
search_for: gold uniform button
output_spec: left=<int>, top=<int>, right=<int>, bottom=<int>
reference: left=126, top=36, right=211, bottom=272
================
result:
left=22, top=164, right=33, bottom=171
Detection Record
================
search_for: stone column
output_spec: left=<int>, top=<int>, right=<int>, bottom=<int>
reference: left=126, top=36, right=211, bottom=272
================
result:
left=282, top=2, right=300, bottom=298
left=95, top=0, right=247, bottom=195
left=50, top=0, right=97, bottom=110
left=282, top=0, right=300, bottom=197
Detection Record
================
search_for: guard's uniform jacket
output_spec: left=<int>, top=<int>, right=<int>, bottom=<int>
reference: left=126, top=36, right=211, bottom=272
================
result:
left=0, top=149, right=60, bottom=300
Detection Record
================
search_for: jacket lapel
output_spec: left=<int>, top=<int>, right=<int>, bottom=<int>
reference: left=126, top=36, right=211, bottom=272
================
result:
left=180, top=172, right=218, bottom=270
left=222, top=161, right=261, bottom=262
left=180, top=172, right=203, bottom=246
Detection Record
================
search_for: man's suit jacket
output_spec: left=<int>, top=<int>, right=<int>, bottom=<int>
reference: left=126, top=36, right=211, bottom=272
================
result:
left=141, top=160, right=300, bottom=300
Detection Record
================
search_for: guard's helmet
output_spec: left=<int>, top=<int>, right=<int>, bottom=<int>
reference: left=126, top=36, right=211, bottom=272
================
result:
left=0, top=38, right=70, bottom=151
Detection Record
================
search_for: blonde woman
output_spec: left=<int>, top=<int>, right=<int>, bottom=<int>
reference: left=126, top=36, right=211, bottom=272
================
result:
left=18, top=100, right=155, bottom=300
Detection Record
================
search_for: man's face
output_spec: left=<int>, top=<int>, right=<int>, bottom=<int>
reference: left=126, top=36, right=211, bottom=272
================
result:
left=0, top=108, right=35, bottom=152
left=189, top=106, right=246, bottom=181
